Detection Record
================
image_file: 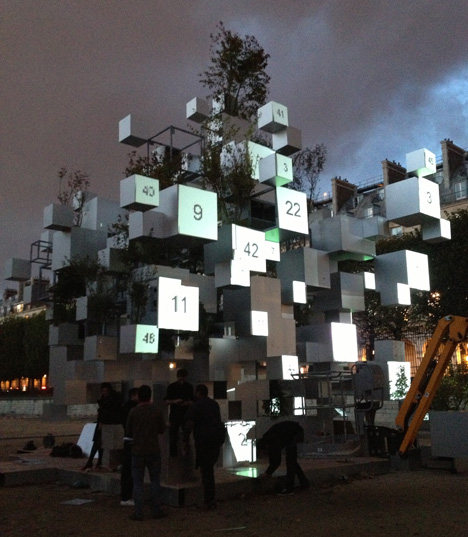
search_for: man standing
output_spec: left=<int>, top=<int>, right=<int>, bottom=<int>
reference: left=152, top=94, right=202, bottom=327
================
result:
left=120, top=387, right=139, bottom=506
left=257, top=420, right=309, bottom=495
left=126, top=385, right=166, bottom=521
left=184, top=384, right=224, bottom=510
left=164, top=368, right=194, bottom=457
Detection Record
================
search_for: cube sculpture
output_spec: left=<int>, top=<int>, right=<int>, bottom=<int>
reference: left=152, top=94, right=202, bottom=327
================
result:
left=120, top=175, right=160, bottom=211
left=272, top=126, right=302, bottom=155
left=375, top=250, right=430, bottom=306
left=186, top=97, right=210, bottom=123
left=297, top=323, right=358, bottom=363
left=422, top=218, right=451, bottom=243
left=43, top=203, right=74, bottom=231
left=406, top=148, right=436, bottom=178
left=119, top=113, right=148, bottom=147
left=258, top=153, right=293, bottom=187
left=312, top=272, right=365, bottom=313
left=51, top=227, right=108, bottom=271
left=257, top=101, right=289, bottom=133
left=81, top=196, right=127, bottom=232
left=151, top=184, right=218, bottom=241
left=120, top=324, right=159, bottom=354
left=310, top=215, right=376, bottom=261
left=385, top=177, right=441, bottom=226
left=4, top=258, right=31, bottom=281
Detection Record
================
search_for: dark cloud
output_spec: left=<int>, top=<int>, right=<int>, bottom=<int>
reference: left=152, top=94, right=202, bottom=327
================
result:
left=1, top=1, right=468, bottom=288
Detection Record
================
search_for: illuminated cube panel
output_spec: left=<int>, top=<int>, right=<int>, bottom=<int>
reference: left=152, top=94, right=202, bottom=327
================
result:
left=422, top=218, right=451, bottom=243
left=297, top=323, right=358, bottom=363
left=406, top=148, right=436, bottom=178
left=4, top=257, right=31, bottom=281
left=385, top=177, right=441, bottom=226
left=310, top=215, right=375, bottom=261
left=120, top=324, right=159, bottom=354
left=251, top=310, right=269, bottom=336
left=264, top=239, right=281, bottom=262
left=375, top=250, right=430, bottom=291
left=364, top=271, right=376, bottom=290
left=120, top=175, right=160, bottom=211
left=186, top=97, right=210, bottom=123
left=276, top=247, right=331, bottom=290
left=258, top=153, right=293, bottom=187
left=232, top=224, right=267, bottom=273
left=153, top=184, right=218, bottom=240
left=257, top=101, right=289, bottom=133
left=271, top=126, right=302, bottom=155
left=157, top=277, right=199, bottom=331
left=266, top=355, right=299, bottom=380
left=81, top=197, right=127, bottom=232
left=276, top=187, right=309, bottom=235
left=43, top=203, right=74, bottom=231
left=118, top=113, right=147, bottom=147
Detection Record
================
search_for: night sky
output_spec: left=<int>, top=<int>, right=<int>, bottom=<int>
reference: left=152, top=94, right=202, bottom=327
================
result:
left=2, top=1, right=468, bottom=290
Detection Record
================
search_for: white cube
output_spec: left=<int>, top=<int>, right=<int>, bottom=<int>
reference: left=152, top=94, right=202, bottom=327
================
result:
left=43, top=203, right=74, bottom=231
left=186, top=97, right=210, bottom=123
left=259, top=153, right=293, bottom=187
left=406, top=148, right=436, bottom=178
left=257, top=101, right=288, bottom=133
left=120, top=324, right=159, bottom=354
left=422, top=218, right=451, bottom=243
left=4, top=258, right=31, bottom=281
left=385, top=177, right=441, bottom=226
left=120, top=175, right=160, bottom=211
left=119, top=114, right=148, bottom=147
left=272, top=126, right=302, bottom=155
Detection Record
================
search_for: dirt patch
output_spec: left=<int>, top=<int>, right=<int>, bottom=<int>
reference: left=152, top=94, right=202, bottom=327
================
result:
left=1, top=417, right=467, bottom=537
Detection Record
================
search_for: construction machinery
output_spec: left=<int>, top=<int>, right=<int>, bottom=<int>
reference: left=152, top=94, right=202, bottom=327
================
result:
left=395, top=315, right=468, bottom=456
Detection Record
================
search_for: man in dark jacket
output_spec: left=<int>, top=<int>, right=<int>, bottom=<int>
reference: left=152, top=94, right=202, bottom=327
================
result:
left=257, top=420, right=309, bottom=495
left=164, top=368, right=194, bottom=457
left=126, top=385, right=166, bottom=521
left=184, top=384, right=224, bottom=509
left=120, top=387, right=138, bottom=506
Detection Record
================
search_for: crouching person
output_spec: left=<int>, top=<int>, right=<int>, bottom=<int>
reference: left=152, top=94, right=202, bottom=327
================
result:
left=126, top=385, right=166, bottom=521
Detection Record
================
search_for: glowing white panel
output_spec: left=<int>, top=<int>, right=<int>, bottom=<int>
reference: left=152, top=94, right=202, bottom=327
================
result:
left=406, top=148, right=436, bottom=178
left=264, top=238, right=281, bottom=262
left=293, top=281, right=307, bottom=304
left=276, top=187, right=309, bottom=235
left=120, top=175, right=159, bottom=211
left=157, top=277, right=199, bottom=331
left=397, top=283, right=411, bottom=305
left=282, top=355, right=299, bottom=380
left=406, top=251, right=430, bottom=290
left=251, top=310, right=268, bottom=336
left=119, top=324, right=159, bottom=354
left=331, top=323, right=358, bottom=362
left=388, top=361, right=411, bottom=400
left=247, top=141, right=275, bottom=180
left=178, top=185, right=218, bottom=240
left=226, top=420, right=256, bottom=462
left=232, top=225, right=266, bottom=273
left=294, top=397, right=305, bottom=416
left=364, top=272, right=376, bottom=290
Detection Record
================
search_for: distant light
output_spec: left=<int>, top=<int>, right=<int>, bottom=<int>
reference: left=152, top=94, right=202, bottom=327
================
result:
left=323, top=192, right=328, bottom=198
left=169, top=362, right=176, bottom=369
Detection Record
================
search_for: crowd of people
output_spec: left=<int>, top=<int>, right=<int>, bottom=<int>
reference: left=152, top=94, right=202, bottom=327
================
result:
left=82, top=369, right=309, bottom=521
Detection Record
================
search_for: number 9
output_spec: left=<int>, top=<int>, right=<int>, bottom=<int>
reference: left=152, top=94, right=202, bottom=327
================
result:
left=193, top=204, right=203, bottom=220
